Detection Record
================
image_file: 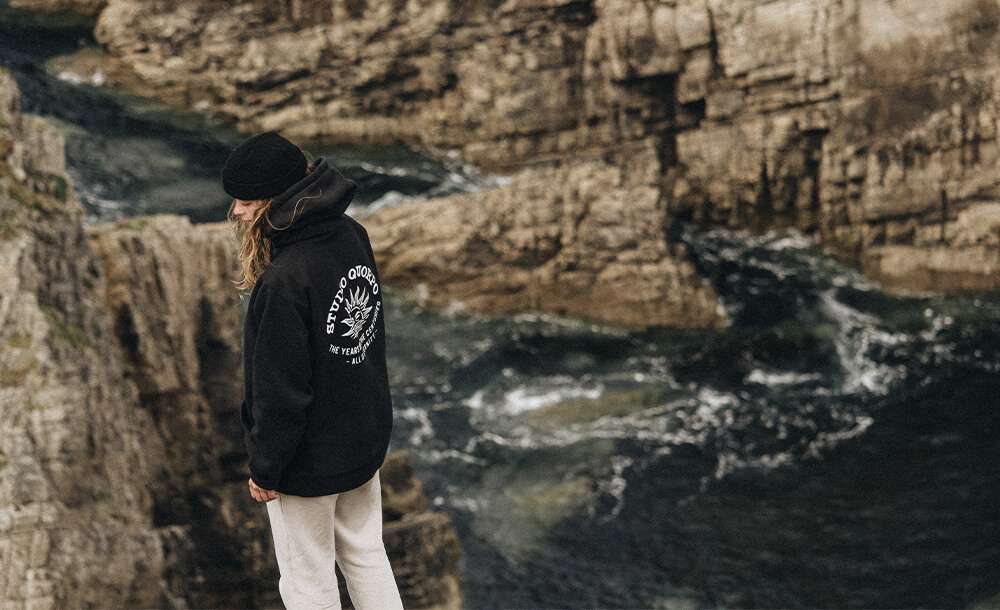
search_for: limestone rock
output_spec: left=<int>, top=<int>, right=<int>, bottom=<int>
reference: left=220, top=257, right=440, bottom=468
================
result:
left=0, top=67, right=171, bottom=609
left=89, top=217, right=463, bottom=608
left=367, top=141, right=721, bottom=328
left=381, top=450, right=430, bottom=521
left=373, top=451, right=462, bottom=610
left=382, top=512, right=463, bottom=610
left=87, top=215, right=267, bottom=607
left=41, top=0, right=1000, bottom=317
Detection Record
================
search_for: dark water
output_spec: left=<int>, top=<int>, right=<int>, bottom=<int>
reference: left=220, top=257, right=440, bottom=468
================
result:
left=0, top=0, right=494, bottom=224
left=4, top=4, right=999, bottom=608
left=385, top=227, right=1000, bottom=608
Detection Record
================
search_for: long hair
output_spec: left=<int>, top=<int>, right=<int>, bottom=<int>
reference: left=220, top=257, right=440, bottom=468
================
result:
left=229, top=197, right=276, bottom=291
left=228, top=166, right=318, bottom=291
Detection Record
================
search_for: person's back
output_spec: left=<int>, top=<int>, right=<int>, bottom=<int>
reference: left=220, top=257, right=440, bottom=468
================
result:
left=224, top=131, right=403, bottom=610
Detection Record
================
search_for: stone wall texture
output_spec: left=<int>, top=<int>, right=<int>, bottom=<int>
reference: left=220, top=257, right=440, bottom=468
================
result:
left=57, top=0, right=1000, bottom=309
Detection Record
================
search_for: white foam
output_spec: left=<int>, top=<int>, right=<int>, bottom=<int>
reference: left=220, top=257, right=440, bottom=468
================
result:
left=820, top=289, right=908, bottom=394
left=588, top=455, right=633, bottom=521
left=464, top=379, right=604, bottom=415
left=57, top=71, right=83, bottom=85
left=395, top=406, right=434, bottom=446
left=500, top=385, right=604, bottom=415
left=747, top=369, right=823, bottom=386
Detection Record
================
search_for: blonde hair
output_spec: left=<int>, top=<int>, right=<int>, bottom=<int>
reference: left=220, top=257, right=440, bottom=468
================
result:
left=229, top=197, right=276, bottom=291
left=228, top=166, right=320, bottom=291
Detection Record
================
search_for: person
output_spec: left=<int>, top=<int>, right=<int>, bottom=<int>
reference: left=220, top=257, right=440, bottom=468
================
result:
left=222, top=131, right=403, bottom=610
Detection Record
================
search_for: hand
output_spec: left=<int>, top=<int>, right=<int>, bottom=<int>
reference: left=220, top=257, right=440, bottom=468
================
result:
left=249, top=478, right=280, bottom=502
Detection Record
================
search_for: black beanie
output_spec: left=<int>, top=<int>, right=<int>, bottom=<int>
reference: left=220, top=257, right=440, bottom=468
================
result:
left=221, top=131, right=308, bottom=200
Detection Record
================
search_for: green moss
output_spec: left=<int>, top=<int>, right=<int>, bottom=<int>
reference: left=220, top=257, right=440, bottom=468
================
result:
left=50, top=174, right=68, bottom=200
left=8, top=331, right=29, bottom=348
left=0, top=358, right=36, bottom=387
left=115, top=216, right=148, bottom=232
left=0, top=209, right=24, bottom=238
left=30, top=196, right=60, bottom=218
left=41, top=305, right=89, bottom=348
left=25, top=169, right=69, bottom=205
left=8, top=179, right=35, bottom=207
left=53, top=322, right=88, bottom=347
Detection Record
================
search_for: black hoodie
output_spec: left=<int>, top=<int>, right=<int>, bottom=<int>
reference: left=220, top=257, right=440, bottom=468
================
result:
left=241, top=158, right=393, bottom=496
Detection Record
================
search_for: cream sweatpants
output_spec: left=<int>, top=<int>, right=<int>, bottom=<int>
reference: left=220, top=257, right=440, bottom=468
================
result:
left=265, top=473, right=404, bottom=610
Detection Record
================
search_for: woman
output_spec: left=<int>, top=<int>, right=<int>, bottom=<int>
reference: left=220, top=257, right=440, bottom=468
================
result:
left=223, top=131, right=403, bottom=610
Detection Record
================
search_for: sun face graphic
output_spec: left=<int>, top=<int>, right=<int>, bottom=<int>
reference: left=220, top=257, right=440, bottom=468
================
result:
left=340, top=286, right=373, bottom=340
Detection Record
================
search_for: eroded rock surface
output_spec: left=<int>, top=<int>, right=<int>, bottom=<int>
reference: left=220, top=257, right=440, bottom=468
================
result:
left=0, top=67, right=173, bottom=609
left=366, top=142, right=720, bottom=327
left=64, top=0, right=1000, bottom=302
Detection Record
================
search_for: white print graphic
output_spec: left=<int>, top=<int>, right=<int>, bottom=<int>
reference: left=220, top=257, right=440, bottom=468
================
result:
left=326, top=264, right=381, bottom=365
left=340, top=286, right=373, bottom=340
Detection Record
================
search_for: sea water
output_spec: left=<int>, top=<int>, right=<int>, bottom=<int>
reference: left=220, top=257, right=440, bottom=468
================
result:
left=2, top=4, right=997, bottom=607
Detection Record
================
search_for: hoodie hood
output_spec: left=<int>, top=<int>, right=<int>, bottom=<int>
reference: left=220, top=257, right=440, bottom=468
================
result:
left=263, top=157, right=357, bottom=247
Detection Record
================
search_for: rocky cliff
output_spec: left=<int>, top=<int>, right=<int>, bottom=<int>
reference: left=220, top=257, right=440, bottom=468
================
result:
left=87, top=213, right=463, bottom=609
left=368, top=141, right=720, bottom=327
left=0, top=67, right=171, bottom=609
left=43, top=0, right=1000, bottom=318
left=0, top=70, right=461, bottom=609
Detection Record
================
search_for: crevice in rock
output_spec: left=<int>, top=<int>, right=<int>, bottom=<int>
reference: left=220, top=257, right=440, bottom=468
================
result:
left=754, top=158, right=774, bottom=231
left=113, top=305, right=139, bottom=370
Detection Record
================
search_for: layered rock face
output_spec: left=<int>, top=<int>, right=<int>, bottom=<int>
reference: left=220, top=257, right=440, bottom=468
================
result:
left=368, top=142, right=720, bottom=327
left=0, top=68, right=170, bottom=608
left=72, top=0, right=1000, bottom=308
left=667, top=0, right=1000, bottom=293
left=86, top=214, right=267, bottom=607
left=1, top=70, right=461, bottom=608
left=79, top=0, right=725, bottom=326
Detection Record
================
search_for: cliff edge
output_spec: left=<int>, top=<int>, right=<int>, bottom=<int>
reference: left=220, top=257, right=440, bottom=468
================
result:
left=0, top=70, right=461, bottom=609
left=0, top=66, right=170, bottom=609
left=40, top=0, right=1000, bottom=315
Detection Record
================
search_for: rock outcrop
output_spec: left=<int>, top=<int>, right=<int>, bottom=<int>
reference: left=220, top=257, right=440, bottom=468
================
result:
left=86, top=214, right=265, bottom=608
left=51, top=0, right=1000, bottom=309
left=366, top=141, right=720, bottom=327
left=664, top=0, right=1000, bottom=294
left=0, top=67, right=170, bottom=609
left=1, top=70, right=462, bottom=609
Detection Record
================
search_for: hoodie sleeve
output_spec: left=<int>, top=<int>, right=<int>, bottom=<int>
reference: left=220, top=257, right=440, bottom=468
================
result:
left=246, top=278, right=314, bottom=490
